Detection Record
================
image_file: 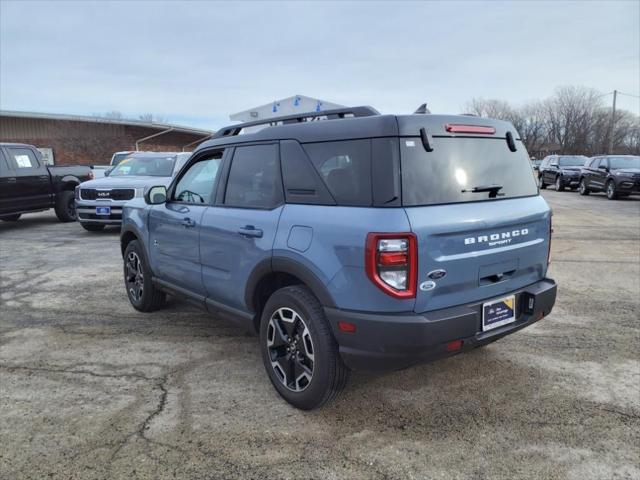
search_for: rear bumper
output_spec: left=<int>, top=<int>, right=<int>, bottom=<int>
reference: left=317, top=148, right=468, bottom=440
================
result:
left=325, top=278, right=557, bottom=371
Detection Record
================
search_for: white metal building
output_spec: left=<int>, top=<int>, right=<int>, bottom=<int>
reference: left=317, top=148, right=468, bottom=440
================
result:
left=229, top=95, right=346, bottom=123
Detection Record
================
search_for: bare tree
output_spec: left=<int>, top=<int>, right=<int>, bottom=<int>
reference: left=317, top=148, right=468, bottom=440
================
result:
left=138, top=113, right=167, bottom=123
left=102, top=110, right=124, bottom=120
left=463, top=86, right=639, bottom=157
left=545, top=86, right=603, bottom=154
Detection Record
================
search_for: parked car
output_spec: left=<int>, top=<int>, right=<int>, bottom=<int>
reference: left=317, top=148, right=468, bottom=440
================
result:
left=75, top=151, right=191, bottom=231
left=0, top=143, right=92, bottom=222
left=579, top=155, right=640, bottom=199
left=90, top=165, right=110, bottom=179
left=538, top=155, right=588, bottom=191
left=530, top=158, right=542, bottom=171
left=120, top=107, right=557, bottom=410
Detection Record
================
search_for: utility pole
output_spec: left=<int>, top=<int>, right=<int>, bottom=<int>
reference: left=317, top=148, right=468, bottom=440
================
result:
left=608, top=89, right=617, bottom=154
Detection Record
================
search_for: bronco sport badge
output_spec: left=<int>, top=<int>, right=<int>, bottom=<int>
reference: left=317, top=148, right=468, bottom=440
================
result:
left=464, top=228, right=529, bottom=247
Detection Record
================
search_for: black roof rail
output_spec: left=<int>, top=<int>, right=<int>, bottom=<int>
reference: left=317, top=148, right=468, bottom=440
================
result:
left=213, top=106, right=380, bottom=139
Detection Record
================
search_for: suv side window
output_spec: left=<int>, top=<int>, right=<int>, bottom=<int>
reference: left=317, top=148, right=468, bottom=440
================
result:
left=224, top=144, right=282, bottom=209
left=7, top=147, right=40, bottom=169
left=302, top=139, right=372, bottom=206
left=174, top=152, right=223, bottom=204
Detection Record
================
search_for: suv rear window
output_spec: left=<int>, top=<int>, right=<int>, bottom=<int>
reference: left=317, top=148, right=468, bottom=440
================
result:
left=401, top=137, right=538, bottom=206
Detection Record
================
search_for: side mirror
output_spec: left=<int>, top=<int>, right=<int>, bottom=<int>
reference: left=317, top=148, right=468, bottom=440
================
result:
left=550, top=163, right=559, bottom=168
left=145, top=185, right=167, bottom=205
left=104, top=168, right=111, bottom=177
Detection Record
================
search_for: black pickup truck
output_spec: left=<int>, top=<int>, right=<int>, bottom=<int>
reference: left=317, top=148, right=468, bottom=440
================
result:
left=0, top=143, right=93, bottom=222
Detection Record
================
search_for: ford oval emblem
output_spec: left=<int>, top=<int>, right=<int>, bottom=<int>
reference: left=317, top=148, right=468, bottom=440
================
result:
left=427, top=269, right=447, bottom=280
left=420, top=280, right=436, bottom=291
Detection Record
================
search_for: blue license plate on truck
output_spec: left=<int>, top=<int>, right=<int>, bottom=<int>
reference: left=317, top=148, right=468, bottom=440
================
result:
left=482, top=295, right=516, bottom=331
left=95, top=206, right=111, bottom=215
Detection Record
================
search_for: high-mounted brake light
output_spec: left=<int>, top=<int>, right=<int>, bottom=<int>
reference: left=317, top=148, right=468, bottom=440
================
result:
left=365, top=233, right=417, bottom=299
left=445, top=124, right=496, bottom=135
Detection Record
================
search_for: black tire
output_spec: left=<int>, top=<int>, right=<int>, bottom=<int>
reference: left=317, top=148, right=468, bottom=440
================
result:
left=555, top=175, right=565, bottom=192
left=578, top=178, right=590, bottom=196
left=81, top=223, right=105, bottom=232
left=123, top=240, right=165, bottom=312
left=606, top=180, right=619, bottom=200
left=259, top=285, right=349, bottom=410
left=54, top=190, right=77, bottom=222
left=538, top=175, right=547, bottom=189
left=0, top=214, right=21, bottom=222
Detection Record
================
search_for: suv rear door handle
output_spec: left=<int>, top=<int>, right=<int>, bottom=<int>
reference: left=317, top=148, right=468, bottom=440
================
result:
left=182, top=217, right=196, bottom=228
left=238, top=225, right=263, bottom=238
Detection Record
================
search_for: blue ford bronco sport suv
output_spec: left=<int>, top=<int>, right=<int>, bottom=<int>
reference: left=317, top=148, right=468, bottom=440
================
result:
left=120, top=107, right=557, bottom=410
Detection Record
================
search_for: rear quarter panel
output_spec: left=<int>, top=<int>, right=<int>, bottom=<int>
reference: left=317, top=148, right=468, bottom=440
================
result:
left=274, top=204, right=415, bottom=312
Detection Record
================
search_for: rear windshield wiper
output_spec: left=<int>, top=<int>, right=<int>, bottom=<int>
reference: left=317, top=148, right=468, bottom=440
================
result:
left=461, top=184, right=504, bottom=198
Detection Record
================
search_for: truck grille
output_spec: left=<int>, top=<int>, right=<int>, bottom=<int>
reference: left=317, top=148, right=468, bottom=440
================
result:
left=80, top=188, right=135, bottom=201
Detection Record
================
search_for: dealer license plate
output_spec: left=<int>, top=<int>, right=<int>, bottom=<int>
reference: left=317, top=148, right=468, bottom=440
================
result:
left=95, top=206, right=111, bottom=216
left=482, top=295, right=516, bottom=331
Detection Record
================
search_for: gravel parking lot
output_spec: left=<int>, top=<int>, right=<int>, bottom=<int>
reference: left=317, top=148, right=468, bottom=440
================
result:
left=1, top=190, right=638, bottom=480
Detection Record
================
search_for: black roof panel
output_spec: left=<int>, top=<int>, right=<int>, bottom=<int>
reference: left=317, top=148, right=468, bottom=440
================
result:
left=195, top=112, right=519, bottom=153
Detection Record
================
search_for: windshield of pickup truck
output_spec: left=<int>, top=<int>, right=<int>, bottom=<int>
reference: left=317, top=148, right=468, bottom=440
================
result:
left=401, top=137, right=538, bottom=206
left=111, top=153, right=132, bottom=166
left=608, top=156, right=640, bottom=169
left=558, top=156, right=588, bottom=167
left=109, top=156, right=176, bottom=177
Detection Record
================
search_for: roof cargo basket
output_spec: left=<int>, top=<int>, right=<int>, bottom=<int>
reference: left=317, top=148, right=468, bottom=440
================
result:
left=213, top=106, right=380, bottom=139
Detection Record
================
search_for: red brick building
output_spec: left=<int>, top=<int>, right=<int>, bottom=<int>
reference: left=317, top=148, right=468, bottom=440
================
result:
left=0, top=110, right=213, bottom=165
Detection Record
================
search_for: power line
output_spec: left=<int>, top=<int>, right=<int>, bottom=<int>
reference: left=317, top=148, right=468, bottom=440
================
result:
left=617, top=91, right=640, bottom=99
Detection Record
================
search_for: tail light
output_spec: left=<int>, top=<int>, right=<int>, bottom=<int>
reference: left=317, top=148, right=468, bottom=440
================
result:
left=365, top=233, right=417, bottom=299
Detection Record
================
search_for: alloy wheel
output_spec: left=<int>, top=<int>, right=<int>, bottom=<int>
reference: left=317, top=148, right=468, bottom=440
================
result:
left=607, top=182, right=615, bottom=199
left=125, top=252, right=144, bottom=302
left=266, top=307, right=315, bottom=392
left=555, top=176, right=562, bottom=190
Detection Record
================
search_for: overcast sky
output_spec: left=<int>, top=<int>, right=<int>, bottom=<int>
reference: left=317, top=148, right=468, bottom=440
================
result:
left=1, top=0, right=638, bottom=130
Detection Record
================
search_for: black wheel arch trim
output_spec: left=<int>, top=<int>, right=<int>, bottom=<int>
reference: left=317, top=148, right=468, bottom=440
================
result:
left=120, top=226, right=155, bottom=278
left=244, top=256, right=337, bottom=312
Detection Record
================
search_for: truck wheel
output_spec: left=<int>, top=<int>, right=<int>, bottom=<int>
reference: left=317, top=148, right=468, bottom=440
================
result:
left=538, top=175, right=547, bottom=189
left=123, top=240, right=165, bottom=312
left=555, top=176, right=565, bottom=192
left=606, top=180, right=619, bottom=200
left=81, top=223, right=105, bottom=232
left=260, top=285, right=349, bottom=410
left=54, top=190, right=77, bottom=222
left=578, top=179, right=590, bottom=196
left=0, top=214, right=21, bottom=222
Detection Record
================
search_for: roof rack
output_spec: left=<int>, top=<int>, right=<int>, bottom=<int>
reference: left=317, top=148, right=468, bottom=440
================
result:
left=213, top=106, right=380, bottom=139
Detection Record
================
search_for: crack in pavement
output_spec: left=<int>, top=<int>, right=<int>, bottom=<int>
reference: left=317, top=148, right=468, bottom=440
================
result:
left=109, top=374, right=169, bottom=463
left=0, top=364, right=159, bottom=382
